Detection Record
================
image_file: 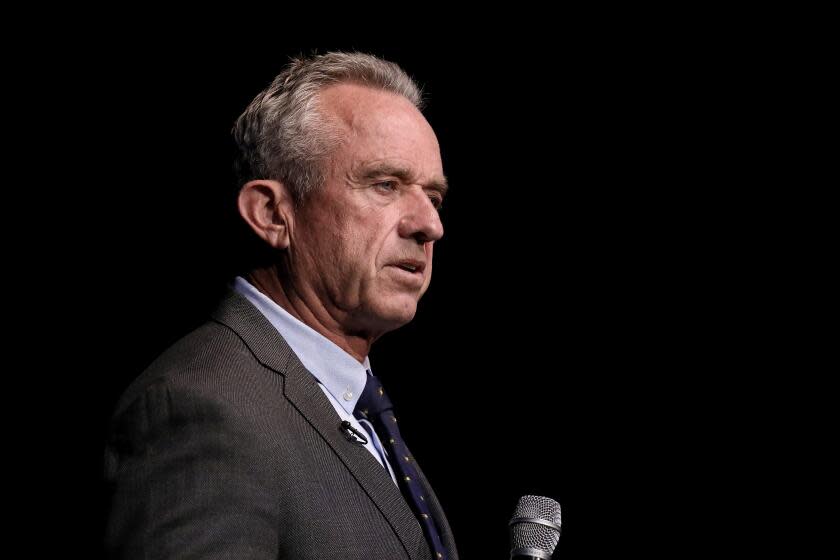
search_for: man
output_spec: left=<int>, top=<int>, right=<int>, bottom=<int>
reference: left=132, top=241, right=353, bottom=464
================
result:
left=104, top=52, right=457, bottom=560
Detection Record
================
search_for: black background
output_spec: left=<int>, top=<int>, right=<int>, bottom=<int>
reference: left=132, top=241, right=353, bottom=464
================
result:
left=29, top=35, right=762, bottom=558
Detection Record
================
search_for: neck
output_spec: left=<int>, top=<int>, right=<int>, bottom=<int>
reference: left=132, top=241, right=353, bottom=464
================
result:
left=245, top=267, right=374, bottom=363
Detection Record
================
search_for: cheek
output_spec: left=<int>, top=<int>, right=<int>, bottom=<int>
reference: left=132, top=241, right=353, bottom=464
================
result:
left=336, top=232, right=378, bottom=288
left=335, top=212, right=396, bottom=279
left=366, top=223, right=393, bottom=268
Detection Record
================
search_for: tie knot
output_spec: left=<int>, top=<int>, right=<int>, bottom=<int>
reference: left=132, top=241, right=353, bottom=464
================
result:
left=354, top=372, right=394, bottom=420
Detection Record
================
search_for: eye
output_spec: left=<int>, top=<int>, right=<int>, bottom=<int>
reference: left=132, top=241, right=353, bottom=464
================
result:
left=428, top=194, right=443, bottom=210
left=373, top=180, right=398, bottom=192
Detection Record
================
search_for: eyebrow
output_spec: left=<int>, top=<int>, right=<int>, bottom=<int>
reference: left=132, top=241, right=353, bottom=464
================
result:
left=359, top=163, right=449, bottom=197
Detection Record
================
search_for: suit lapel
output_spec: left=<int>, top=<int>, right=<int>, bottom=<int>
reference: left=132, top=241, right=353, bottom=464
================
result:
left=412, top=457, right=459, bottom=560
left=283, top=358, right=430, bottom=560
left=211, top=289, right=429, bottom=560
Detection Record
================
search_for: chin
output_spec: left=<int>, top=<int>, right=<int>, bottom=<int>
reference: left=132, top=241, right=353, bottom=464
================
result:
left=373, top=299, right=419, bottom=330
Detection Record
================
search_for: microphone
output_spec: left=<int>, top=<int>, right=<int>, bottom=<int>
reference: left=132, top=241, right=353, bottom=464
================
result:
left=509, top=495, right=562, bottom=559
left=339, top=420, right=368, bottom=445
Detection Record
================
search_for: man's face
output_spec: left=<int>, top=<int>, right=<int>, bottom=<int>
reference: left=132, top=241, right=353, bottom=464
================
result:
left=289, top=83, right=446, bottom=337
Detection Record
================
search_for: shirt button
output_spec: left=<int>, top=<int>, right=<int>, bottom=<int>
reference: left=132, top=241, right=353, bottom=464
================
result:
left=342, top=390, right=353, bottom=401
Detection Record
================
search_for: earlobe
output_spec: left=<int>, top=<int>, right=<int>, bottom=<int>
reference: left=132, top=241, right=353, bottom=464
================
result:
left=237, top=179, right=292, bottom=250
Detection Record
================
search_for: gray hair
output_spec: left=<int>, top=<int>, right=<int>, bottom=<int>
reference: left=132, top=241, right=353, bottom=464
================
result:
left=232, top=51, right=423, bottom=204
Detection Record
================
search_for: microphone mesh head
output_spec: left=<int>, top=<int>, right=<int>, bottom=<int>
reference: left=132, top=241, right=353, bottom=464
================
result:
left=510, top=495, right=562, bottom=558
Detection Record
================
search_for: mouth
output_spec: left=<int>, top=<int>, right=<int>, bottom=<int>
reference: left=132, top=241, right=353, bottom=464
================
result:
left=393, top=259, right=425, bottom=274
left=388, top=259, right=426, bottom=286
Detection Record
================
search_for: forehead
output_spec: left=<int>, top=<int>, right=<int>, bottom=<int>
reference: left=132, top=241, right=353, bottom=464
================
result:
left=318, top=83, right=443, bottom=175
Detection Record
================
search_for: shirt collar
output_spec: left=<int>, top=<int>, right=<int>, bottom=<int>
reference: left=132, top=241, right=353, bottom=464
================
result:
left=233, top=276, right=369, bottom=415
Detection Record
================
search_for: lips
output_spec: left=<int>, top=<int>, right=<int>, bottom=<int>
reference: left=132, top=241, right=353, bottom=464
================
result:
left=393, top=259, right=425, bottom=274
left=388, top=258, right=426, bottom=286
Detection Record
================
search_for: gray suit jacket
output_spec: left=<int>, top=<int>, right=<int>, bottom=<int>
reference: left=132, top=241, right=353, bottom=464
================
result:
left=104, top=289, right=458, bottom=559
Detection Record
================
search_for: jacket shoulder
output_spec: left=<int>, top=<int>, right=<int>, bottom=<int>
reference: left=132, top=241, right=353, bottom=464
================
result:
left=111, top=319, right=277, bottom=418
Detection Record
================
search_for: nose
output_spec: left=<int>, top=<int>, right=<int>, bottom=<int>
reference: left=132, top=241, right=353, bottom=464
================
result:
left=398, top=188, right=444, bottom=244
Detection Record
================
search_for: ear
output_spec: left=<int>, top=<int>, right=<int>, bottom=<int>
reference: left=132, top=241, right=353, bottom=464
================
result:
left=237, top=179, right=294, bottom=250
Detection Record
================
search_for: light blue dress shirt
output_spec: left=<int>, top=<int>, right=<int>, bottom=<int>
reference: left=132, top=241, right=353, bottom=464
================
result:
left=233, top=276, right=397, bottom=485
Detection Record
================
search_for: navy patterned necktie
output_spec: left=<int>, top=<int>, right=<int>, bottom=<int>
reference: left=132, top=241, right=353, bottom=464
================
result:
left=354, top=371, right=447, bottom=560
